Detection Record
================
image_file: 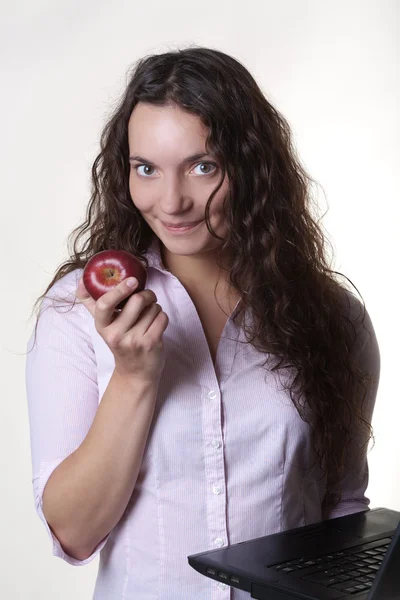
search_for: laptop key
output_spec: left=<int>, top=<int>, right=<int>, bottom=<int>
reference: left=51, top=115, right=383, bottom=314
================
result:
left=338, top=557, right=354, bottom=565
left=335, top=574, right=352, bottom=582
left=357, top=567, right=374, bottom=574
left=355, top=576, right=373, bottom=585
left=331, top=581, right=365, bottom=592
left=304, top=573, right=345, bottom=586
left=362, top=557, right=380, bottom=565
left=327, top=576, right=350, bottom=586
left=354, top=583, right=370, bottom=591
left=346, top=570, right=364, bottom=578
left=326, top=568, right=348, bottom=577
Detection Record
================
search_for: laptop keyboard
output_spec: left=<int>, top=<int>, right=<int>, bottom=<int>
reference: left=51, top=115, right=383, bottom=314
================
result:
left=269, top=537, right=392, bottom=595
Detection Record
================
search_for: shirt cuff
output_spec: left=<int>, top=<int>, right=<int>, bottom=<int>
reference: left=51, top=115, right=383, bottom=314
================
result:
left=323, top=499, right=370, bottom=521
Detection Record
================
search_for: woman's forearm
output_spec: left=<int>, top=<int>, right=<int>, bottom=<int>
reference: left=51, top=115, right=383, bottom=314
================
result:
left=42, top=371, right=158, bottom=560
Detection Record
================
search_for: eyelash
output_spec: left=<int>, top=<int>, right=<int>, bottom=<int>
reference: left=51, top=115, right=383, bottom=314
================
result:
left=132, top=162, right=218, bottom=177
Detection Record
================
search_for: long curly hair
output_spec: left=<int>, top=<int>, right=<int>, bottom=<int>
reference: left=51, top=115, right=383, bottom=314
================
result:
left=29, top=45, right=375, bottom=509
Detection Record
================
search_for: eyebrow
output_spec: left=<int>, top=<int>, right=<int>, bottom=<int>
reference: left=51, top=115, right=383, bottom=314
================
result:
left=128, top=152, right=210, bottom=166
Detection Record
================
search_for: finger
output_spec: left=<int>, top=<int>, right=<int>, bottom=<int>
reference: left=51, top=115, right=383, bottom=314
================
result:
left=142, top=307, right=169, bottom=339
left=137, top=303, right=164, bottom=337
left=111, top=287, right=157, bottom=332
left=114, top=300, right=161, bottom=337
left=75, top=276, right=96, bottom=317
left=95, top=277, right=141, bottom=329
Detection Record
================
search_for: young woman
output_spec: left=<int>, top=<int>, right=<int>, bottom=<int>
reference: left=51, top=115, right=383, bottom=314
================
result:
left=26, top=46, right=380, bottom=599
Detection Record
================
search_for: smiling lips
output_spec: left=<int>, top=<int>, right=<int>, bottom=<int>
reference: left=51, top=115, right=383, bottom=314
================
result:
left=162, top=220, right=202, bottom=227
left=162, top=220, right=203, bottom=234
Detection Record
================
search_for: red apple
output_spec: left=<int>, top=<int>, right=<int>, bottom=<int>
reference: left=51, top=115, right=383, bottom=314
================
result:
left=82, top=250, right=147, bottom=310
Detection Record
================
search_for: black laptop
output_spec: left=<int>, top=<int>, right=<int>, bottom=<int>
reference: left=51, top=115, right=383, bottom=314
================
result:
left=188, top=507, right=400, bottom=599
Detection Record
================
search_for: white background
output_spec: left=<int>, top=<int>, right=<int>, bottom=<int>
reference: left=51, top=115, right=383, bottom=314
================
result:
left=1, top=0, right=399, bottom=598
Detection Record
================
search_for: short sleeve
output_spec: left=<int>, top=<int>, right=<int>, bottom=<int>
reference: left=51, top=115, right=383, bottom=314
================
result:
left=322, top=290, right=380, bottom=520
left=25, top=269, right=110, bottom=565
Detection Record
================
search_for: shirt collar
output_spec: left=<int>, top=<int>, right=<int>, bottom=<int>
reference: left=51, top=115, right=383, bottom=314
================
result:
left=144, top=235, right=245, bottom=321
left=145, top=235, right=169, bottom=273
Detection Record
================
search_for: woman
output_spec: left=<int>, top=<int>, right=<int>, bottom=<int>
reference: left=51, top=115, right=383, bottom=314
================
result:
left=26, top=46, right=380, bottom=599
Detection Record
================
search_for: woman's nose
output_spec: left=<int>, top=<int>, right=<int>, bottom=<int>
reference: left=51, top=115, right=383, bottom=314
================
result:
left=159, top=176, right=189, bottom=212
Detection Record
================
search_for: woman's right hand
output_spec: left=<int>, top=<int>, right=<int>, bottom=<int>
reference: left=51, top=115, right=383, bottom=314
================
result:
left=75, top=276, right=169, bottom=381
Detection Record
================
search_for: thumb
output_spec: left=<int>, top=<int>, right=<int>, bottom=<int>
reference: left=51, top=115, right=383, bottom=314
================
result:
left=75, top=276, right=96, bottom=316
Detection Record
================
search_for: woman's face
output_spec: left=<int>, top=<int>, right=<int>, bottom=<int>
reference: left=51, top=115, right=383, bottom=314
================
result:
left=127, top=102, right=230, bottom=260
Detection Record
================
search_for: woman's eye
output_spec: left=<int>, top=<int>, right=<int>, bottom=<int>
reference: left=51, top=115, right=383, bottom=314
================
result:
left=192, top=162, right=217, bottom=175
left=135, top=165, right=156, bottom=177
left=133, top=162, right=217, bottom=177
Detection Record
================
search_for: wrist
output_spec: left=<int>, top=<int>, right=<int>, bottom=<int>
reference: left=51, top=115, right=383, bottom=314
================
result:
left=112, top=368, right=157, bottom=391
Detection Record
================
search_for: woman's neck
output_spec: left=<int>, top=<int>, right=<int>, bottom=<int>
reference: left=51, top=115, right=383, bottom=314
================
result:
left=160, top=242, right=238, bottom=305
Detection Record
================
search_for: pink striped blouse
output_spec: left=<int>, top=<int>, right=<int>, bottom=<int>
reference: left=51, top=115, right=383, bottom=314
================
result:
left=25, top=236, right=380, bottom=599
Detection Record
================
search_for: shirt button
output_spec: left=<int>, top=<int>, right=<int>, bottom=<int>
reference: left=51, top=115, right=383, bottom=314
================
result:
left=217, top=581, right=228, bottom=590
left=214, top=537, right=224, bottom=547
left=212, top=485, right=222, bottom=495
left=208, top=390, right=217, bottom=399
left=211, top=440, right=220, bottom=449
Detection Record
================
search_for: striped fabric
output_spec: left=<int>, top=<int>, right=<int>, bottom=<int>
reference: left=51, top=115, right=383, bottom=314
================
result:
left=25, top=236, right=380, bottom=600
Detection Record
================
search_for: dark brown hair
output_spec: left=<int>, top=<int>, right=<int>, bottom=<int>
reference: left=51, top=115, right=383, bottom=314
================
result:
left=29, top=46, right=376, bottom=509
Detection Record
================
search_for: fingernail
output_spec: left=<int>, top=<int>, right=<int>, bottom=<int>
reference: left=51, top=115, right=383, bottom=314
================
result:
left=126, top=277, right=138, bottom=287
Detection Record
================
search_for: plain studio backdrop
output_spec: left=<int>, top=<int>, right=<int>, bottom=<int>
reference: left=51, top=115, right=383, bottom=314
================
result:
left=1, top=0, right=398, bottom=598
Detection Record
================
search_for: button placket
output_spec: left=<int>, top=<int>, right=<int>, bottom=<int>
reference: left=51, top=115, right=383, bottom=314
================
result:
left=202, top=386, right=229, bottom=567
